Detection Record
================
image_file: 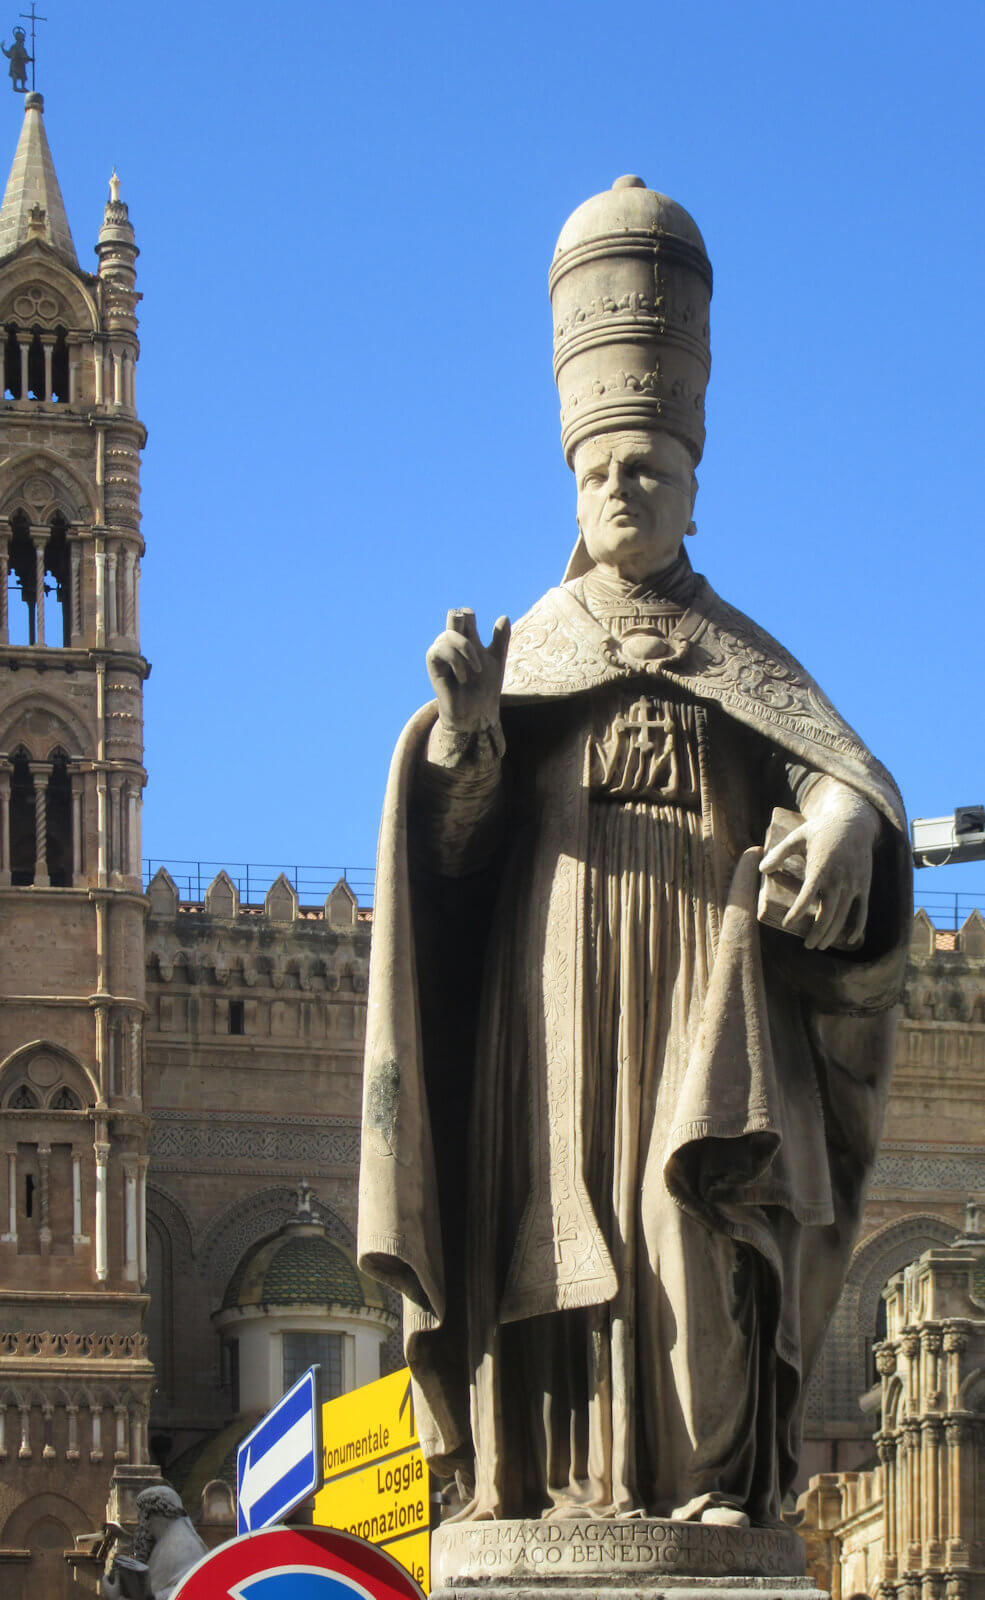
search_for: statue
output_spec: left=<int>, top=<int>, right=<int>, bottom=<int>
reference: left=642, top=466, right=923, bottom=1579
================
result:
left=358, top=178, right=910, bottom=1538
left=101, top=1485, right=207, bottom=1600
left=1, top=27, right=30, bottom=91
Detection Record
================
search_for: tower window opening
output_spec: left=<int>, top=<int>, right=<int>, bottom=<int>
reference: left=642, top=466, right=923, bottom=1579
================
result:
left=229, top=1000, right=245, bottom=1035
left=27, top=327, right=44, bottom=401
left=10, top=745, right=35, bottom=884
left=46, top=749, right=72, bottom=886
left=51, top=326, right=69, bottom=403
left=45, top=513, right=71, bottom=647
left=24, top=1172, right=34, bottom=1217
left=3, top=324, right=20, bottom=398
left=8, top=511, right=37, bottom=646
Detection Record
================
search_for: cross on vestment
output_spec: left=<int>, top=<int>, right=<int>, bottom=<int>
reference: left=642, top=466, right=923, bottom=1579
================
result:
left=611, top=698, right=674, bottom=755
left=552, top=1211, right=579, bottom=1267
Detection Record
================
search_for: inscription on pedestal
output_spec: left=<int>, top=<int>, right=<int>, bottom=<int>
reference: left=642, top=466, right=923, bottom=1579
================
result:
left=432, top=1518, right=808, bottom=1586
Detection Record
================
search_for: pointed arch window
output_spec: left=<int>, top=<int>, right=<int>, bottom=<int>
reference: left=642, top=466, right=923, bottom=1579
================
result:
left=8, top=511, right=37, bottom=645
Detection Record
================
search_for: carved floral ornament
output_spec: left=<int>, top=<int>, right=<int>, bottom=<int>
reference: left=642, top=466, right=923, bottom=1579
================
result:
left=0, top=1330, right=149, bottom=1360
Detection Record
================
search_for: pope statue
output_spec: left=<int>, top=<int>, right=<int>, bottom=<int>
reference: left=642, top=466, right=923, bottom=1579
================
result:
left=358, top=177, right=910, bottom=1529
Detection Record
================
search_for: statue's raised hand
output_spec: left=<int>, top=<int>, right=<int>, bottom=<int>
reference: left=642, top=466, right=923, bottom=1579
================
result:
left=426, top=608, right=511, bottom=734
left=760, top=776, right=881, bottom=951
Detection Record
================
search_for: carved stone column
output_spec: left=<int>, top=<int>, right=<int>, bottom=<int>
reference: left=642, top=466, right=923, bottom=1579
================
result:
left=0, top=517, right=9, bottom=642
left=137, top=1154, right=148, bottom=1287
left=40, top=332, right=55, bottom=401
left=89, top=1402, right=103, bottom=1464
left=41, top=1399, right=55, bottom=1460
left=106, top=548, right=118, bottom=638
left=37, top=1140, right=51, bottom=1254
left=2, top=1149, right=15, bottom=1242
left=70, top=766, right=83, bottom=883
left=17, top=333, right=29, bottom=398
left=94, top=1138, right=109, bottom=1281
left=30, top=525, right=46, bottom=645
left=877, top=1432, right=898, bottom=1578
left=0, top=757, right=11, bottom=886
left=18, top=1402, right=31, bottom=1459
left=28, top=760, right=52, bottom=886
left=114, top=1402, right=128, bottom=1462
left=66, top=1402, right=79, bottom=1462
left=923, top=1415, right=943, bottom=1562
left=122, top=1156, right=138, bottom=1282
left=69, top=537, right=82, bottom=642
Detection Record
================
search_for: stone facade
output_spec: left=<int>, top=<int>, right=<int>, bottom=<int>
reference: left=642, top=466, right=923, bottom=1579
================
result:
left=801, top=912, right=985, bottom=1488
left=141, top=866, right=377, bottom=1471
left=798, top=1224, right=985, bottom=1600
left=0, top=94, right=157, bottom=1598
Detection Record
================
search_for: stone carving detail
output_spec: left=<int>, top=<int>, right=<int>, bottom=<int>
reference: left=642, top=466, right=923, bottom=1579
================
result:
left=150, top=1112, right=359, bottom=1174
left=0, top=1330, right=149, bottom=1359
left=874, top=1149, right=985, bottom=1191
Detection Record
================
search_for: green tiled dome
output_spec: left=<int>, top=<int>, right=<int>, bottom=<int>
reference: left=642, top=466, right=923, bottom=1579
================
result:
left=223, top=1226, right=374, bottom=1312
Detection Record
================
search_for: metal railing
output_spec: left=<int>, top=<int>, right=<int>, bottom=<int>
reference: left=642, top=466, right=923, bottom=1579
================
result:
left=914, top=889, right=985, bottom=932
left=141, top=859, right=979, bottom=930
left=143, top=859, right=375, bottom=907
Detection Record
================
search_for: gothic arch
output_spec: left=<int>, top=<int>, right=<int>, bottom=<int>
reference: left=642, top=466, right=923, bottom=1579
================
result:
left=2, top=1488, right=90, bottom=1546
left=0, top=254, right=98, bottom=332
left=146, top=1182, right=195, bottom=1256
left=0, top=445, right=99, bottom=524
left=805, top=1213, right=959, bottom=1430
left=198, top=1184, right=355, bottom=1300
left=0, top=1039, right=98, bottom=1108
left=0, top=690, right=91, bottom=757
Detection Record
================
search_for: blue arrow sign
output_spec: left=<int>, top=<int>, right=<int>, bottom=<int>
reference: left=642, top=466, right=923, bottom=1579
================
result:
left=236, top=1368, right=322, bottom=1534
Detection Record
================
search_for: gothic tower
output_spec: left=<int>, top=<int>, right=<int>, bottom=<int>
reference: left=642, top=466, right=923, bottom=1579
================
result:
left=0, top=93, right=155, bottom=1593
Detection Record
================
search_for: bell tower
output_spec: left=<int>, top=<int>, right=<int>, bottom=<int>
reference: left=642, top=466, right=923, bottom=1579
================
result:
left=0, top=92, right=155, bottom=1587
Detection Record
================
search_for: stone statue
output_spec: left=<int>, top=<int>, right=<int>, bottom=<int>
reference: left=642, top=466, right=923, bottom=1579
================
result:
left=101, top=1484, right=207, bottom=1600
left=1, top=28, right=30, bottom=91
left=358, top=178, right=911, bottom=1541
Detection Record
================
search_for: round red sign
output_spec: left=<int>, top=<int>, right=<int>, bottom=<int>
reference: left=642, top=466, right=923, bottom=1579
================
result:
left=172, top=1524, right=427, bottom=1600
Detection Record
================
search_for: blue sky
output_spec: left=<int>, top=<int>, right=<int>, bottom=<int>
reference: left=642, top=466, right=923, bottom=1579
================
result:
left=14, top=0, right=985, bottom=918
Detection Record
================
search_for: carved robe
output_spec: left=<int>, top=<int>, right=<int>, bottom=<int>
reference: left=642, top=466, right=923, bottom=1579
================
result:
left=358, top=557, right=910, bottom=1522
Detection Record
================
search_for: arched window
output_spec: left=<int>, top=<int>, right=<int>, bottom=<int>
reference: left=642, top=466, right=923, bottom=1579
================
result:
left=7, top=1082, right=39, bottom=1109
left=10, top=745, right=35, bottom=884
left=49, top=1085, right=80, bottom=1111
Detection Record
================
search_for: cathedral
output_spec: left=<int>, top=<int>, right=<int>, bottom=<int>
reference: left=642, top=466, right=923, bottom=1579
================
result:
left=0, top=93, right=981, bottom=1599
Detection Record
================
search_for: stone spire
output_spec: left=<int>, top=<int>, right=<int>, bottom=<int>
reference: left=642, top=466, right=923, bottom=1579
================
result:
left=0, top=91, right=77, bottom=265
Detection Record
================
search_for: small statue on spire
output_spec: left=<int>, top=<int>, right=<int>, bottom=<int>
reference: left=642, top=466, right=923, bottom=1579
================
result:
left=1, top=25, right=31, bottom=91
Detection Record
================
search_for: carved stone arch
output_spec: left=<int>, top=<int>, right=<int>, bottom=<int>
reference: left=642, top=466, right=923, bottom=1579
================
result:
left=0, top=253, right=99, bottom=331
left=884, top=1374, right=904, bottom=1427
left=957, top=1366, right=985, bottom=1411
left=0, top=690, right=91, bottom=759
left=0, top=1039, right=98, bottom=1108
left=2, top=1487, right=92, bottom=1546
left=146, top=1182, right=195, bottom=1257
left=0, top=445, right=99, bottom=525
left=805, top=1213, right=959, bottom=1430
left=198, top=1184, right=355, bottom=1301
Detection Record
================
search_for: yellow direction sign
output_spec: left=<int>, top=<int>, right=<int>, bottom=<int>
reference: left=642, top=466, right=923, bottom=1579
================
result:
left=315, top=1367, right=433, bottom=1592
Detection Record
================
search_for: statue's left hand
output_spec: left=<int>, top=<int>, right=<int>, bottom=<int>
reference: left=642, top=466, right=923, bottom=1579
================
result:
left=759, top=777, right=881, bottom=951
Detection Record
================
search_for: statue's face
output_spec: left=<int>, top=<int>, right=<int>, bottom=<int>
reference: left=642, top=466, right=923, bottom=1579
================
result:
left=573, top=430, right=695, bottom=583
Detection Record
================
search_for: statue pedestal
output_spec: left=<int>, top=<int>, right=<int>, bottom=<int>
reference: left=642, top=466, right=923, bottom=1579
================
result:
left=431, top=1518, right=823, bottom=1600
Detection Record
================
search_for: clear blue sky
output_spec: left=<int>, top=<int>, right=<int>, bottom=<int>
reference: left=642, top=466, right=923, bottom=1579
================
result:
left=14, top=0, right=985, bottom=918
